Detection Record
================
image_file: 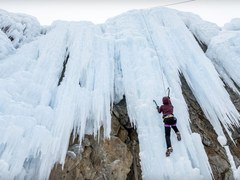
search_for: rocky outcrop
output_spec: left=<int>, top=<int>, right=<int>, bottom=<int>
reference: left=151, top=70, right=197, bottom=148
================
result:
left=50, top=74, right=240, bottom=180
left=223, top=84, right=240, bottom=169
left=191, top=25, right=240, bottom=178
left=180, top=75, right=234, bottom=180
left=50, top=98, right=142, bottom=180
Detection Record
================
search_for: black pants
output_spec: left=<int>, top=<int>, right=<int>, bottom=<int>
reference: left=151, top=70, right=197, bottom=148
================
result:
left=164, top=117, right=179, bottom=148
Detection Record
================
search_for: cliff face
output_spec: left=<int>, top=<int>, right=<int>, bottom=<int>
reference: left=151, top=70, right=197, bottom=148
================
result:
left=50, top=79, right=240, bottom=180
left=49, top=25, right=240, bottom=179
left=50, top=98, right=142, bottom=180
left=1, top=8, right=240, bottom=180
left=181, top=75, right=240, bottom=180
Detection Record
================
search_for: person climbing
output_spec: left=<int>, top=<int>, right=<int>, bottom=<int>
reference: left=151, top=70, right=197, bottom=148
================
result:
left=156, top=96, right=181, bottom=157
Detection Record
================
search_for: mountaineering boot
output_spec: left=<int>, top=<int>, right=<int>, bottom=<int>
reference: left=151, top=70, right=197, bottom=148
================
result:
left=176, top=132, right=181, bottom=141
left=166, top=147, right=173, bottom=157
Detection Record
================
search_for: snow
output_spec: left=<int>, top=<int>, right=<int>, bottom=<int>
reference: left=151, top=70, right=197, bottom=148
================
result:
left=223, top=18, right=240, bottom=31
left=206, top=30, right=240, bottom=95
left=0, top=30, right=14, bottom=59
left=0, top=9, right=42, bottom=49
left=177, top=11, right=221, bottom=45
left=0, top=6, right=240, bottom=180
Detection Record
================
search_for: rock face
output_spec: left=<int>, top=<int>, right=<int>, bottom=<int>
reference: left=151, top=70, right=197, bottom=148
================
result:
left=50, top=135, right=132, bottom=180
left=224, top=84, right=240, bottom=169
left=50, top=98, right=142, bottom=180
left=187, top=33, right=240, bottom=179
left=50, top=77, right=240, bottom=180
left=181, top=75, right=240, bottom=180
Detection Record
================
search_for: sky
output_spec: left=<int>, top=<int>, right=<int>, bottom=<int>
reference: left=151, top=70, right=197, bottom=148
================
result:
left=0, top=0, right=240, bottom=26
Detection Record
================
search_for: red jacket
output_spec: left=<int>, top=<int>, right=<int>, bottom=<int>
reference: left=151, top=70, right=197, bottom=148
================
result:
left=157, top=96, right=173, bottom=117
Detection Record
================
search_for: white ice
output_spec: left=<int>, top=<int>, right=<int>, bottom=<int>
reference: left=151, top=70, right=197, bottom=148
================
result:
left=0, top=7, right=240, bottom=180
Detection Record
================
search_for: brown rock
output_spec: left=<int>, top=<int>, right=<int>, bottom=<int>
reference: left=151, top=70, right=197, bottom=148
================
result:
left=117, top=127, right=129, bottom=142
left=111, top=115, right=121, bottom=136
left=50, top=98, right=141, bottom=180
left=180, top=75, right=233, bottom=179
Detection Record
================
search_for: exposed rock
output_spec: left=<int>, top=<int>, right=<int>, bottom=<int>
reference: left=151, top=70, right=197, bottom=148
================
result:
left=114, top=98, right=132, bottom=129
left=50, top=135, right=133, bottom=180
left=111, top=115, right=121, bottom=136
left=49, top=72, right=240, bottom=180
left=50, top=98, right=142, bottom=180
left=223, top=83, right=240, bottom=169
left=193, top=27, right=240, bottom=175
left=224, top=80, right=240, bottom=112
left=118, top=127, right=129, bottom=143
left=180, top=74, right=232, bottom=180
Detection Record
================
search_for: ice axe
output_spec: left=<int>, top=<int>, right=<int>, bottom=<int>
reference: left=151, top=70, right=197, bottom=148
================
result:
left=167, top=87, right=170, bottom=97
left=153, top=100, right=159, bottom=108
left=154, top=87, right=170, bottom=108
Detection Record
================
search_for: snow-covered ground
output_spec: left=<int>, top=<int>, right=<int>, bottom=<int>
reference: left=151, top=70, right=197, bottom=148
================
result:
left=0, top=7, right=240, bottom=179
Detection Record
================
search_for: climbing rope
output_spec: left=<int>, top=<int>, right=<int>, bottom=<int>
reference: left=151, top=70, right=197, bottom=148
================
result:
left=161, top=0, right=195, bottom=7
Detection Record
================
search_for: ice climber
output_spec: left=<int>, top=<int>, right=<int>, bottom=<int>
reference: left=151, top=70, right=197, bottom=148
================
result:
left=157, top=96, right=181, bottom=157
